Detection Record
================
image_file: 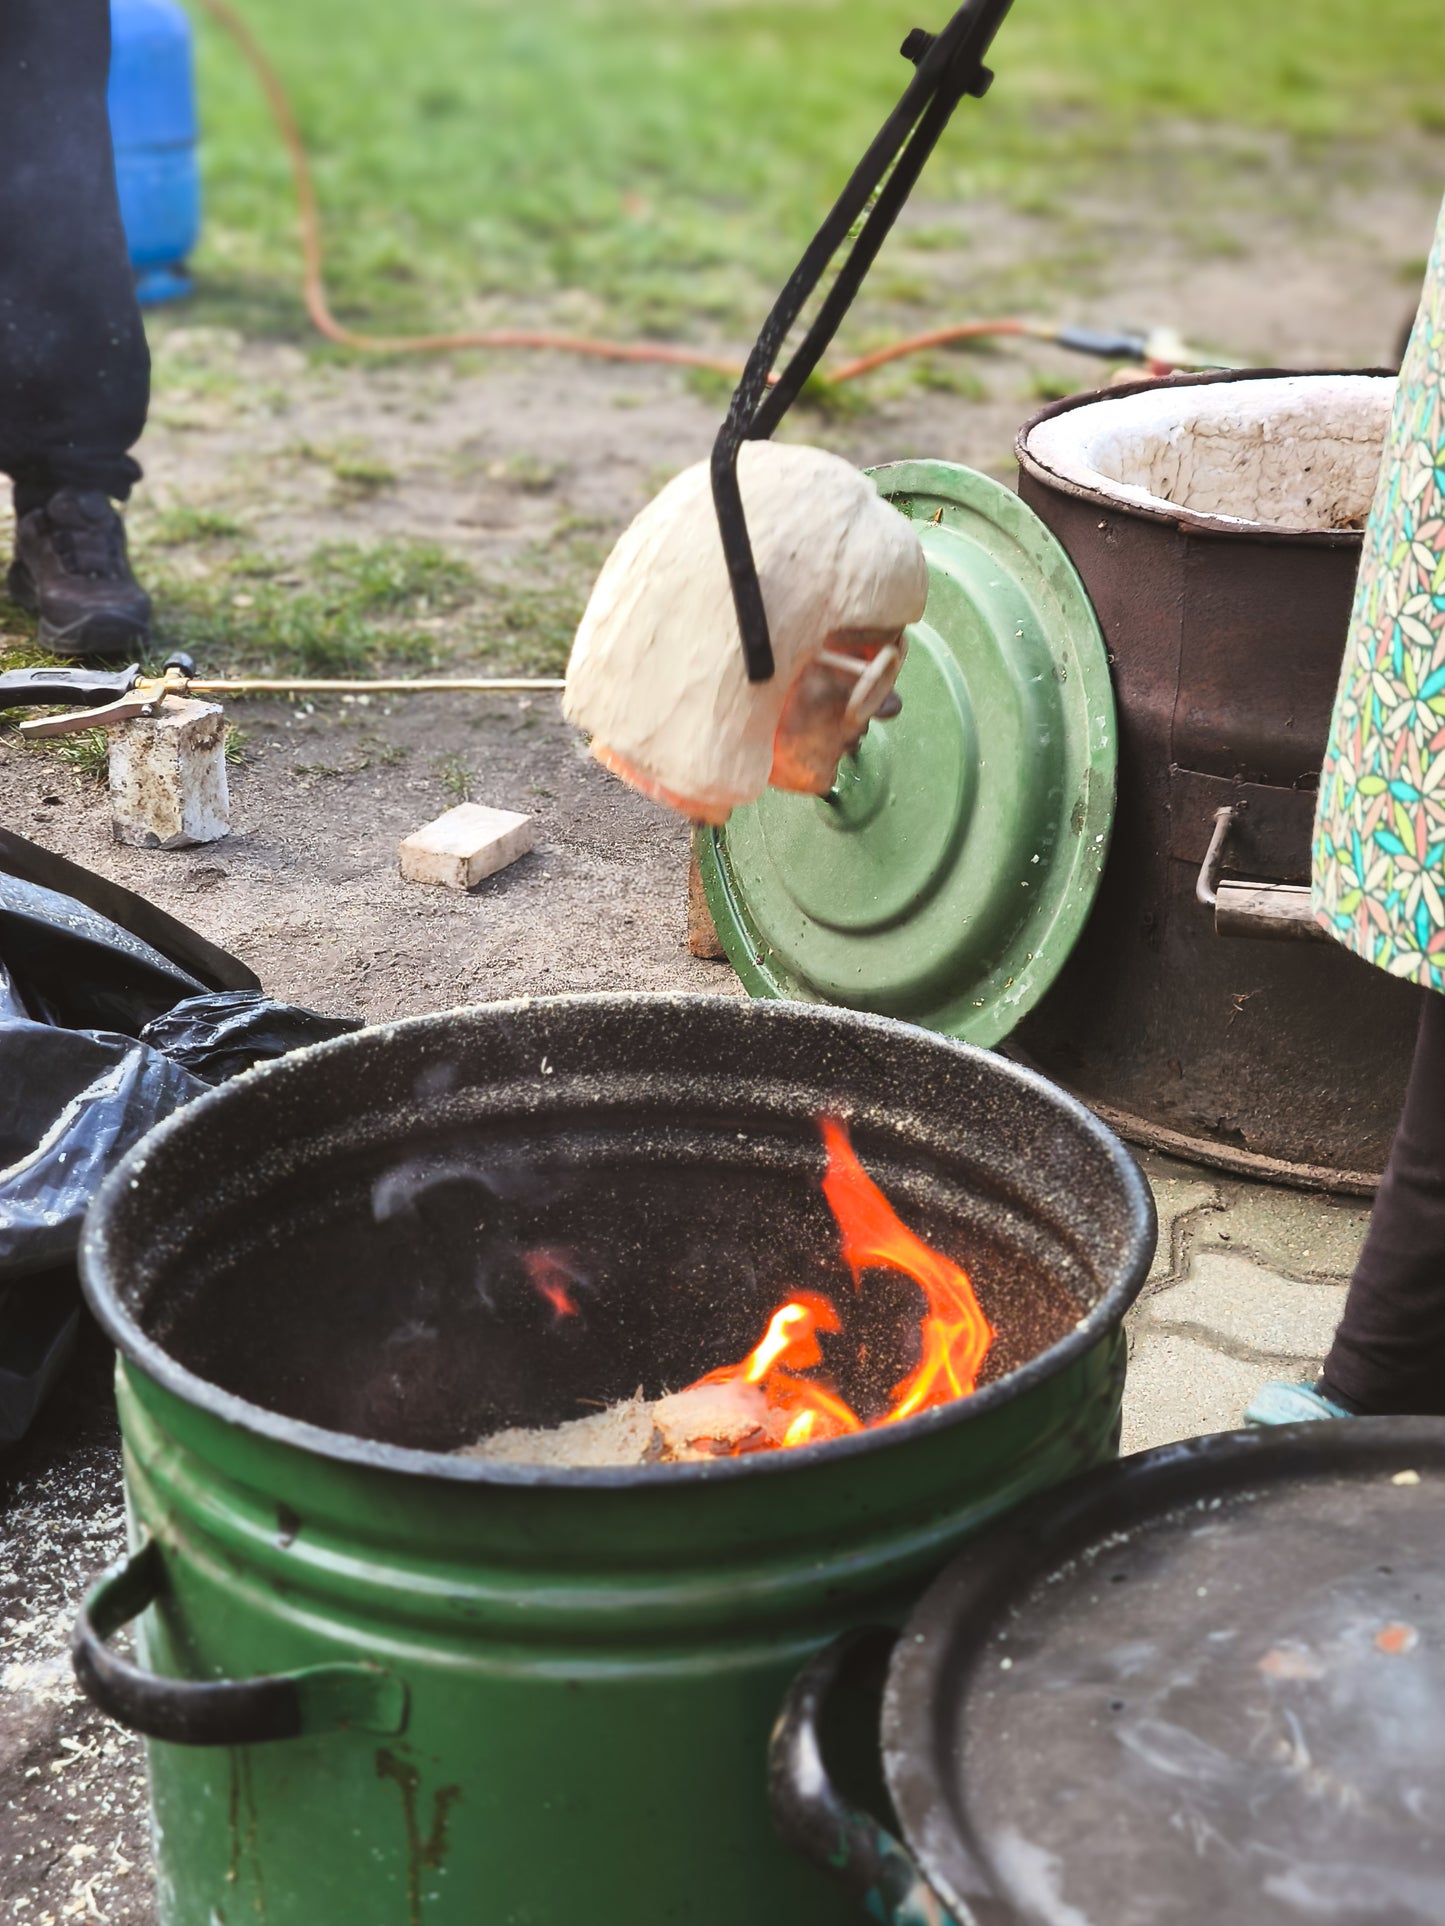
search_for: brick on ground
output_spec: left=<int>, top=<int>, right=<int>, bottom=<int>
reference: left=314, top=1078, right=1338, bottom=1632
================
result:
left=399, top=802, right=534, bottom=890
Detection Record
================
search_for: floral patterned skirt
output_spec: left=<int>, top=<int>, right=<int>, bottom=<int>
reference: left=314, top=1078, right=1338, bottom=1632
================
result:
left=1314, top=194, right=1445, bottom=992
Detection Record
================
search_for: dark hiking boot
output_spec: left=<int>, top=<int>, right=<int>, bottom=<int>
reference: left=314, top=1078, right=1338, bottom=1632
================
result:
left=7, top=489, right=152, bottom=658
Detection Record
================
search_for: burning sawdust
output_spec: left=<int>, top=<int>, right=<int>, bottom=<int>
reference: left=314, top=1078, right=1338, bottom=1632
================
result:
left=459, top=1116, right=995, bottom=1469
left=457, top=1381, right=788, bottom=1468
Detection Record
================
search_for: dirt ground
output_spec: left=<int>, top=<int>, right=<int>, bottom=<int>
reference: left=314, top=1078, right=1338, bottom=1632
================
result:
left=5, top=164, right=1440, bottom=1018
left=3, top=161, right=1444, bottom=1925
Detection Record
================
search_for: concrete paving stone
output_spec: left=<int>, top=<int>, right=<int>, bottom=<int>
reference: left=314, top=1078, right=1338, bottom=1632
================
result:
left=1189, top=1179, right=1372, bottom=1281
left=1121, top=1330, right=1290, bottom=1456
left=1146, top=1252, right=1349, bottom=1360
left=1135, top=1152, right=1223, bottom=1281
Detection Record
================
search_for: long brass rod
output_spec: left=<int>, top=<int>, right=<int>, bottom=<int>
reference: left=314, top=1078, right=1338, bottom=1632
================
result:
left=179, top=676, right=565, bottom=695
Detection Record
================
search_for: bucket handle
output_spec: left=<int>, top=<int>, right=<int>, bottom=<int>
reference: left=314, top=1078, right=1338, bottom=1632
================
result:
left=1196, top=805, right=1327, bottom=943
left=769, top=1627, right=961, bottom=1926
left=72, top=1538, right=409, bottom=1745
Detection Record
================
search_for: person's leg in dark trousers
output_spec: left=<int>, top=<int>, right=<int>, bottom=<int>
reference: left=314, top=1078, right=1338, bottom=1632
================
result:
left=0, top=0, right=152, bottom=654
left=1319, top=988, right=1445, bottom=1416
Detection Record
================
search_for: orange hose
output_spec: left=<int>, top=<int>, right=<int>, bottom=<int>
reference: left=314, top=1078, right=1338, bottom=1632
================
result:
left=190, top=0, right=1044, bottom=386
left=828, top=317, right=1049, bottom=381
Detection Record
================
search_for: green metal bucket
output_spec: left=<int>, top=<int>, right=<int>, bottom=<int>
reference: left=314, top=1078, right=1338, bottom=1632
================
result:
left=77, top=994, right=1154, bottom=1926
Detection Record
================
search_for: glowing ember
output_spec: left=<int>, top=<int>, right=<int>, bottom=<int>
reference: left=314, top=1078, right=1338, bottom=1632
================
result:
left=674, top=1117, right=993, bottom=1452
left=525, top=1248, right=581, bottom=1319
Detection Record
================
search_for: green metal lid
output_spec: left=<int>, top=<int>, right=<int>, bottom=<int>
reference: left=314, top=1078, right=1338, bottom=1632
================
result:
left=697, top=459, right=1116, bottom=1046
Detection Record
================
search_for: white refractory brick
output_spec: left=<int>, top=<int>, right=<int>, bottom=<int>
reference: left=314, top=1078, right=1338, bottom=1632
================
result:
left=399, top=802, right=535, bottom=890
left=109, top=696, right=229, bottom=848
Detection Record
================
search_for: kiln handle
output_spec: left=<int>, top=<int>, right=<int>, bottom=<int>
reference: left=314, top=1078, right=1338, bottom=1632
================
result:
left=1196, top=805, right=1329, bottom=943
left=72, top=1538, right=409, bottom=1746
left=770, top=1627, right=965, bottom=1926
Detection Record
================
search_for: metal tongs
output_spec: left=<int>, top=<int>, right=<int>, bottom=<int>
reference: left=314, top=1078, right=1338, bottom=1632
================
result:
left=712, top=0, right=1015, bottom=683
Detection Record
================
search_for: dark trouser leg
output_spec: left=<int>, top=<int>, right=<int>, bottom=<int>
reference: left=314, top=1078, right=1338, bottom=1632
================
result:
left=0, top=0, right=149, bottom=511
left=1321, top=989, right=1445, bottom=1416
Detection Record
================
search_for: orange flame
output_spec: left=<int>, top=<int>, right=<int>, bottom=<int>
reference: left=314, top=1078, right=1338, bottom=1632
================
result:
left=674, top=1118, right=994, bottom=1453
left=819, top=1115, right=994, bottom=1419
left=689, top=1291, right=864, bottom=1449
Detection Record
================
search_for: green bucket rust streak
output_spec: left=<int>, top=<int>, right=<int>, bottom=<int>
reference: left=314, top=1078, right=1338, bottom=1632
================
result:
left=376, top=1747, right=462, bottom=1926
left=226, top=1748, right=266, bottom=1917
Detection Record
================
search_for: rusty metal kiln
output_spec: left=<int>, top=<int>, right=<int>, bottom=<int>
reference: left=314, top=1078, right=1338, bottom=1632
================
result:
left=701, top=370, right=1419, bottom=1190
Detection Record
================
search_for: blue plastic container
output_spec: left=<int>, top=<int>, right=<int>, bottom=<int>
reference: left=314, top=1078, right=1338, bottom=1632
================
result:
left=108, top=0, right=201, bottom=304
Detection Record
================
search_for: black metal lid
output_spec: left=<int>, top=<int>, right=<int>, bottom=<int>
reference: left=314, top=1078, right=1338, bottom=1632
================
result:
left=884, top=1419, right=1445, bottom=1926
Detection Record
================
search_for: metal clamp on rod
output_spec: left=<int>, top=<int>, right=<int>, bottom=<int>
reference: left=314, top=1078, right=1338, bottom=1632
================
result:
left=1196, top=805, right=1328, bottom=943
left=712, top=0, right=1015, bottom=681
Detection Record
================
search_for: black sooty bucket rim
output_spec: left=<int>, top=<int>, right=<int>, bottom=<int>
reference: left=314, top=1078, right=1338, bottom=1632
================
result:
left=80, top=993, right=1157, bottom=1488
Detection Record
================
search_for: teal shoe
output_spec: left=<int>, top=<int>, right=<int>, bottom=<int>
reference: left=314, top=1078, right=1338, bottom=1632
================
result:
left=1244, top=1381, right=1355, bottom=1426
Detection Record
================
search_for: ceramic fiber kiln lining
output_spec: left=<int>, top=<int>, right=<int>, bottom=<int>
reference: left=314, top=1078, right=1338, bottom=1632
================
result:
left=1024, top=374, right=1395, bottom=533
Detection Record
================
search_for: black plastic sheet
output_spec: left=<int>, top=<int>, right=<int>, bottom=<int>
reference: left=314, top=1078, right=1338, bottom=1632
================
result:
left=0, top=832, right=358, bottom=1440
left=140, top=989, right=357, bottom=1087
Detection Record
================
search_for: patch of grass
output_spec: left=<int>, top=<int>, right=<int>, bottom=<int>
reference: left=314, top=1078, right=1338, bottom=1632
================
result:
left=467, top=581, right=583, bottom=675
left=0, top=520, right=578, bottom=684
left=51, top=728, right=110, bottom=787
left=131, top=536, right=480, bottom=676
left=490, top=453, right=564, bottom=495
left=143, top=504, right=248, bottom=547
left=878, top=273, right=932, bottom=306
left=0, top=626, right=46, bottom=665
left=329, top=451, right=398, bottom=495
left=290, top=725, right=413, bottom=777
left=793, top=369, right=874, bottom=421
left=434, top=752, right=473, bottom=803
left=914, top=360, right=989, bottom=400
left=291, top=439, right=400, bottom=497
left=904, top=224, right=971, bottom=253
left=1028, top=372, right=1082, bottom=403
left=546, top=512, right=612, bottom=551
left=1179, top=221, right=1250, bottom=261
left=294, top=750, right=373, bottom=778
left=181, top=0, right=1445, bottom=346
left=681, top=367, right=736, bottom=410
left=3, top=533, right=573, bottom=777
left=309, top=541, right=473, bottom=611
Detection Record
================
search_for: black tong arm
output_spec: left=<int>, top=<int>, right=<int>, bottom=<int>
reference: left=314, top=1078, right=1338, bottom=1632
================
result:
left=712, top=0, right=1014, bottom=682
left=0, top=664, right=140, bottom=712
